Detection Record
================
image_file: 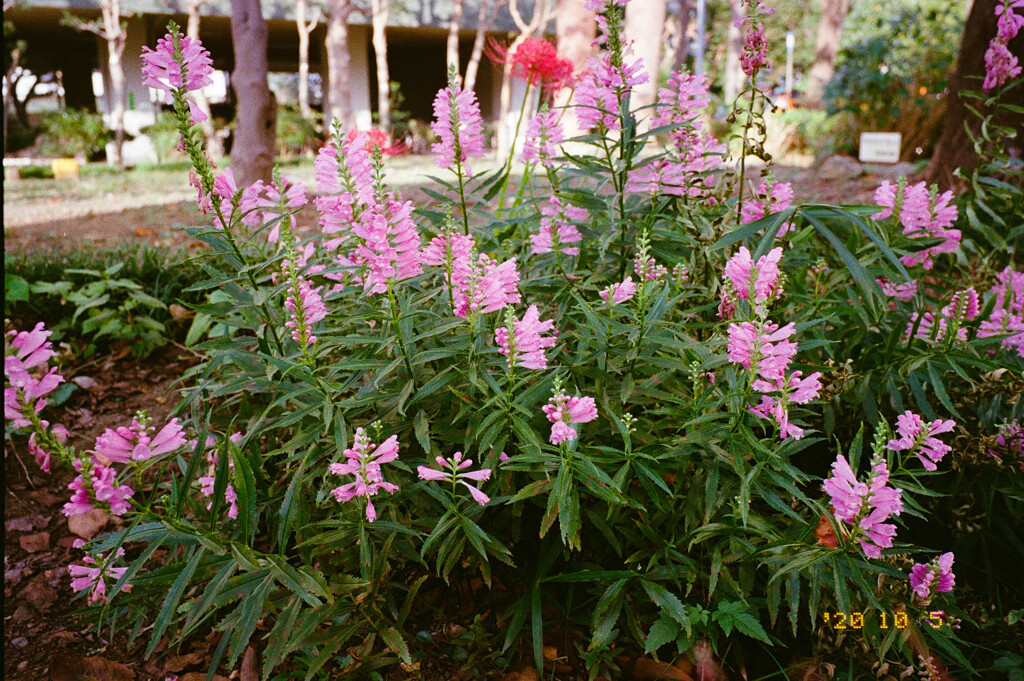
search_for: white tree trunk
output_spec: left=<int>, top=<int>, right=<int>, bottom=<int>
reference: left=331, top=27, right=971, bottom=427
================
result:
left=724, top=0, right=744, bottom=104
left=554, top=0, right=596, bottom=139
left=230, top=0, right=275, bottom=185
left=100, top=0, right=125, bottom=166
left=188, top=0, right=224, bottom=158
left=296, top=0, right=319, bottom=119
left=447, top=0, right=464, bottom=74
left=463, top=0, right=494, bottom=93
left=326, top=0, right=353, bottom=129
left=371, top=0, right=391, bottom=130
left=805, top=0, right=850, bottom=106
left=496, top=0, right=554, bottom=156
left=624, top=0, right=666, bottom=116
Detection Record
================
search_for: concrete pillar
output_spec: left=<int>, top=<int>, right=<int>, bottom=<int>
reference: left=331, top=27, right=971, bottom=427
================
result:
left=349, top=25, right=372, bottom=130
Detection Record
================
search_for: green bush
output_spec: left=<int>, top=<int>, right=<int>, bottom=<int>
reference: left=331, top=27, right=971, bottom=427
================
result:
left=36, top=108, right=111, bottom=159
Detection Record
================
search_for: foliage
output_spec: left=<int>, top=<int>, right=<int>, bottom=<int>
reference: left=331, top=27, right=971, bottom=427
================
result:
left=36, top=108, right=112, bottom=159
left=143, top=112, right=189, bottom=164
left=276, top=103, right=322, bottom=157
left=7, top=13, right=1024, bottom=681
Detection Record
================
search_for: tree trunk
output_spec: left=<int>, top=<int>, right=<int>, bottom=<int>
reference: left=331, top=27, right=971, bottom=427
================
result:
left=371, top=0, right=391, bottom=130
left=673, top=0, right=693, bottom=71
left=326, top=0, right=353, bottom=129
left=188, top=0, right=224, bottom=158
left=924, top=0, right=1024, bottom=188
left=100, top=0, right=125, bottom=166
left=804, top=0, right=850, bottom=107
left=723, top=0, right=744, bottom=104
left=296, top=0, right=319, bottom=119
left=230, top=0, right=275, bottom=185
left=496, top=0, right=553, bottom=156
left=624, top=0, right=666, bottom=114
left=463, top=0, right=494, bottom=93
left=447, top=0, right=464, bottom=73
left=554, top=0, right=596, bottom=138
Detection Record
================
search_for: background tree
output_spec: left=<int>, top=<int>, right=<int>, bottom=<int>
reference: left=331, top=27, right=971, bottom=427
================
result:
left=371, top=0, right=391, bottom=130
left=554, top=0, right=596, bottom=137
left=326, top=0, right=353, bottom=128
left=624, top=0, right=667, bottom=114
left=230, top=0, right=275, bottom=184
left=805, top=0, right=851, bottom=106
left=496, top=0, right=556, bottom=155
left=463, top=0, right=495, bottom=93
left=447, top=0, right=463, bottom=73
left=187, top=0, right=223, bottom=157
left=925, top=0, right=1024, bottom=187
left=672, top=0, right=694, bottom=70
left=723, top=0, right=744, bottom=104
left=64, top=0, right=126, bottom=166
left=296, top=0, right=321, bottom=119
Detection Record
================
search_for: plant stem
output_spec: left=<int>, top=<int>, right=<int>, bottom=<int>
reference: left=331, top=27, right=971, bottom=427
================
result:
left=387, top=283, right=417, bottom=392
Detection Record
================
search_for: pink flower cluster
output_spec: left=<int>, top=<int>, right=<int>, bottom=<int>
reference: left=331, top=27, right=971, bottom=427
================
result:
left=530, top=196, right=588, bottom=257
left=600, top=277, right=637, bottom=305
left=285, top=275, right=328, bottom=346
left=575, top=47, right=649, bottom=131
left=886, top=411, right=956, bottom=472
left=877, top=277, right=918, bottom=302
left=542, top=392, right=598, bottom=445
left=64, top=456, right=134, bottom=517
left=316, top=130, right=375, bottom=250
left=978, top=266, right=1024, bottom=357
left=906, top=288, right=979, bottom=343
left=522, top=108, right=565, bottom=167
left=239, top=177, right=308, bottom=244
left=417, top=451, right=492, bottom=505
left=5, top=323, right=69, bottom=472
left=909, top=553, right=955, bottom=599
left=95, top=417, right=188, bottom=464
left=735, top=0, right=775, bottom=76
left=822, top=455, right=904, bottom=558
left=984, top=0, right=1023, bottom=89
left=988, top=419, right=1024, bottom=470
left=69, top=542, right=131, bottom=603
left=431, top=84, right=487, bottom=175
left=634, top=254, right=667, bottom=282
left=495, top=305, right=558, bottom=370
left=329, top=428, right=400, bottom=522
left=454, top=255, right=521, bottom=319
left=872, top=180, right=960, bottom=270
left=141, top=30, right=214, bottom=94
left=723, top=246, right=783, bottom=307
left=197, top=433, right=242, bottom=519
left=651, top=72, right=711, bottom=144
left=740, top=181, right=794, bottom=235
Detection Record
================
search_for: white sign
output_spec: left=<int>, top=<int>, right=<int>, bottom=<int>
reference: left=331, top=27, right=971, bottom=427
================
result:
left=859, top=132, right=901, bottom=164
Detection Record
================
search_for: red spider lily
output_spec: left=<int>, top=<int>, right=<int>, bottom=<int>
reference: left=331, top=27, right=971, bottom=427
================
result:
left=346, top=127, right=407, bottom=157
left=485, top=36, right=574, bottom=91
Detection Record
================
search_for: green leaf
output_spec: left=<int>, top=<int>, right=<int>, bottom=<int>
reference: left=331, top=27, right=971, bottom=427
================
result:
left=644, top=616, right=680, bottom=654
left=381, top=627, right=412, bottom=665
left=5, top=274, right=29, bottom=302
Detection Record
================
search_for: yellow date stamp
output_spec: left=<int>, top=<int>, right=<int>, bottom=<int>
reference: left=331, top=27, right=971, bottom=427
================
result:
left=822, top=611, right=949, bottom=630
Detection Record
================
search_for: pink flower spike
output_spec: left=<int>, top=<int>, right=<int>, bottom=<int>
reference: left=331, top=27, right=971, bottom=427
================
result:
left=328, top=428, right=400, bottom=522
left=495, top=305, right=558, bottom=370
left=142, top=31, right=214, bottom=94
left=418, top=451, right=492, bottom=505
left=822, top=455, right=903, bottom=558
left=886, top=411, right=956, bottom=471
left=909, top=552, right=956, bottom=599
left=599, top=277, right=637, bottom=305
left=431, top=83, right=486, bottom=175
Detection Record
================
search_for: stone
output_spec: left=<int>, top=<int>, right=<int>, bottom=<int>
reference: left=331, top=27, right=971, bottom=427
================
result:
left=68, top=508, right=109, bottom=540
left=863, top=161, right=915, bottom=180
left=817, top=155, right=864, bottom=181
left=19, top=531, right=50, bottom=553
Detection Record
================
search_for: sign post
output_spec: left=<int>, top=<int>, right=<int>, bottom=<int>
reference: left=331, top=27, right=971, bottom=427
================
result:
left=859, top=132, right=901, bottom=164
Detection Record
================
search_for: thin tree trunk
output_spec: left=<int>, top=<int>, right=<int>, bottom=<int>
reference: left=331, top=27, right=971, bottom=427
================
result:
left=463, top=0, right=494, bottom=93
left=326, top=0, right=353, bottom=129
left=297, top=0, right=319, bottom=119
left=230, top=0, right=275, bottom=185
left=624, top=0, right=666, bottom=114
left=804, top=0, right=850, bottom=107
left=554, top=0, right=596, bottom=138
left=188, top=0, right=224, bottom=158
left=496, top=0, right=554, bottom=156
left=724, top=0, right=744, bottom=104
left=925, top=0, right=1024, bottom=188
left=447, top=0, right=464, bottom=73
left=371, top=0, right=391, bottom=130
left=673, top=0, right=693, bottom=70
left=100, top=0, right=125, bottom=166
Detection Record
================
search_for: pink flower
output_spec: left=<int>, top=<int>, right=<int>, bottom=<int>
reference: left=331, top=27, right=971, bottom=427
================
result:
left=877, top=278, right=917, bottom=301
left=542, top=392, right=598, bottom=444
left=431, top=84, right=486, bottom=175
left=996, top=0, right=1024, bottom=41
left=909, top=553, right=956, bottom=599
left=63, top=457, right=134, bottom=517
left=651, top=71, right=712, bottom=141
left=749, top=395, right=804, bottom=440
left=822, top=455, right=903, bottom=559
left=95, top=417, right=187, bottom=464
left=141, top=30, right=214, bottom=94
left=530, top=196, right=588, bottom=256
left=984, top=39, right=1022, bottom=89
left=196, top=434, right=240, bottom=519
left=522, top=108, right=564, bottom=166
left=452, top=255, right=521, bottom=318
left=727, top=320, right=797, bottom=382
left=5, top=322, right=57, bottom=381
left=599, top=277, right=637, bottom=305
left=69, top=547, right=131, bottom=603
left=724, top=246, right=783, bottom=303
left=423, top=231, right=476, bottom=268
left=495, top=305, right=558, bottom=370
left=575, top=49, right=649, bottom=131
left=872, top=180, right=960, bottom=270
left=285, top=276, right=328, bottom=346
left=634, top=255, right=668, bottom=282
left=886, top=411, right=956, bottom=472
left=740, top=182, right=794, bottom=235
left=329, top=428, right=400, bottom=522
left=348, top=200, right=424, bottom=296
left=417, top=451, right=492, bottom=505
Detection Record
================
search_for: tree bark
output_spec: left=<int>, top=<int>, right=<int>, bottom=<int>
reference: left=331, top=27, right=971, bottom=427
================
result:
left=723, top=0, right=744, bottom=104
left=326, top=0, right=353, bottom=129
left=100, top=0, right=126, bottom=166
left=230, top=0, right=275, bottom=185
left=464, top=0, right=495, bottom=93
left=447, top=0, right=464, bottom=74
left=371, top=0, right=391, bottom=130
left=187, top=0, right=224, bottom=158
left=624, top=0, right=666, bottom=115
left=804, top=0, right=850, bottom=107
left=554, top=0, right=596, bottom=138
left=673, top=0, right=693, bottom=71
left=296, top=0, right=319, bottom=119
left=496, top=0, right=554, bottom=156
left=924, top=0, right=1024, bottom=188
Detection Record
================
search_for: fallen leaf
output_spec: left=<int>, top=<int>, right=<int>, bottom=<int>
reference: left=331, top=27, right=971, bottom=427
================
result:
left=164, top=652, right=205, bottom=673
left=178, top=674, right=230, bottom=681
left=21, top=575, right=57, bottom=611
left=240, top=646, right=259, bottom=681
left=169, top=304, right=194, bottom=323
left=630, top=658, right=693, bottom=680
left=19, top=531, right=51, bottom=553
left=28, top=490, right=64, bottom=507
left=543, top=646, right=559, bottom=661
left=72, top=376, right=100, bottom=390
left=6, top=515, right=48, bottom=532
left=815, top=514, right=839, bottom=549
left=69, top=508, right=109, bottom=540
left=51, top=656, right=136, bottom=681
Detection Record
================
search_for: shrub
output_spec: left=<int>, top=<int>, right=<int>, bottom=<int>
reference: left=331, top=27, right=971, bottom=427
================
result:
left=36, top=108, right=111, bottom=159
left=6, top=8, right=1024, bottom=681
